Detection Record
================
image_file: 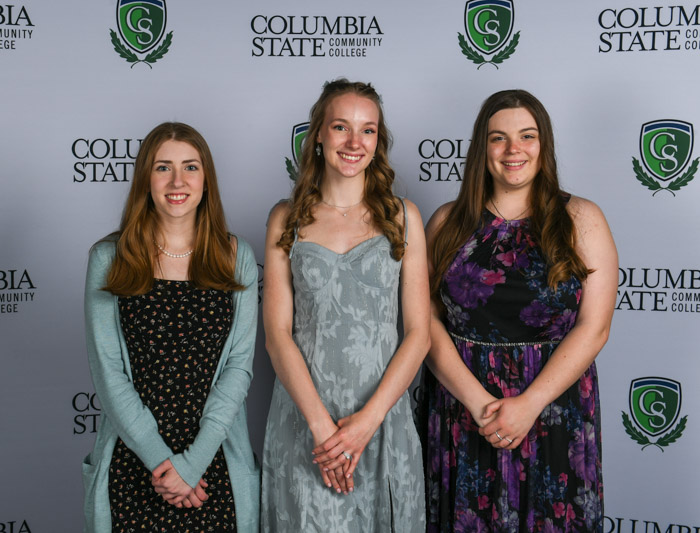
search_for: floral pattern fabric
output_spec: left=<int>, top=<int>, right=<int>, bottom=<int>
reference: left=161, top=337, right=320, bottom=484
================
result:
left=109, top=280, right=236, bottom=532
left=262, top=233, right=425, bottom=532
left=419, top=211, right=603, bottom=532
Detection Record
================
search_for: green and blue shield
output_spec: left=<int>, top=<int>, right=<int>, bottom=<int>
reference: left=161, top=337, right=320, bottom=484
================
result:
left=117, top=0, right=166, bottom=54
left=464, top=0, right=514, bottom=55
left=629, top=377, right=681, bottom=437
left=291, top=122, right=310, bottom=166
left=640, top=120, right=693, bottom=181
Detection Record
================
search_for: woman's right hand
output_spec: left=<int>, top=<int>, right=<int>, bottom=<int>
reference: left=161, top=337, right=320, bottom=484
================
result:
left=311, top=420, right=353, bottom=495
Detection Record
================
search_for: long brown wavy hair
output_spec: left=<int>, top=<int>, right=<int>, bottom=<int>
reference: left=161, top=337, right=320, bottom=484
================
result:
left=430, top=89, right=591, bottom=298
left=103, top=122, right=243, bottom=295
left=277, top=79, right=405, bottom=260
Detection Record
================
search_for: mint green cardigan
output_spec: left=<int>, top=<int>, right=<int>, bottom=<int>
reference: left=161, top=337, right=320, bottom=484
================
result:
left=82, top=236, right=260, bottom=532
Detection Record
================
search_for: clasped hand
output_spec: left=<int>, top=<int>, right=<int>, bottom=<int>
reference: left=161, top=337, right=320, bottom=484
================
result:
left=477, top=395, right=541, bottom=450
left=151, top=459, right=209, bottom=508
left=311, top=410, right=380, bottom=495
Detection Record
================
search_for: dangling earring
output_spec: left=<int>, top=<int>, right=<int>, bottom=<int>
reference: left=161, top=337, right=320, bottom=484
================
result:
left=316, top=144, right=322, bottom=156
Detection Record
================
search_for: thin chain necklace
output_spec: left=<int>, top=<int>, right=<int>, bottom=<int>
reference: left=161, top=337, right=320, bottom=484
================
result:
left=154, top=240, right=194, bottom=258
left=320, top=197, right=363, bottom=217
left=490, top=200, right=529, bottom=223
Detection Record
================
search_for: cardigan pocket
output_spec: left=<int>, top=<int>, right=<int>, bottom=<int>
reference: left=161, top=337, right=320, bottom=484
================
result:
left=82, top=453, right=100, bottom=532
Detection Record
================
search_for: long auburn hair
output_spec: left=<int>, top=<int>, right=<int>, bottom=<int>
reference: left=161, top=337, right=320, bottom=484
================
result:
left=277, top=79, right=405, bottom=260
left=430, top=89, right=591, bottom=298
left=103, top=122, right=243, bottom=295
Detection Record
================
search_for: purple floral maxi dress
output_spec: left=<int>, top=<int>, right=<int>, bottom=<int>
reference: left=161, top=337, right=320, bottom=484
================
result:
left=419, top=211, right=603, bottom=532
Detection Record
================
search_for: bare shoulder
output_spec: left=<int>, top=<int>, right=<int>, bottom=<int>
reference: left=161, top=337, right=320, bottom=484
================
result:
left=267, top=199, right=292, bottom=233
left=425, top=201, right=455, bottom=236
left=566, top=195, right=617, bottom=267
left=566, top=195, right=608, bottom=235
left=268, top=199, right=291, bottom=223
left=399, top=198, right=425, bottom=226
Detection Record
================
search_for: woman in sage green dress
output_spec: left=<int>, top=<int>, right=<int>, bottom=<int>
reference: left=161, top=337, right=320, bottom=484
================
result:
left=261, top=79, right=430, bottom=532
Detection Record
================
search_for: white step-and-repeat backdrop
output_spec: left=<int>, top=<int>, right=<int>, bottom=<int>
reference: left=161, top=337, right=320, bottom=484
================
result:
left=2, top=1, right=699, bottom=531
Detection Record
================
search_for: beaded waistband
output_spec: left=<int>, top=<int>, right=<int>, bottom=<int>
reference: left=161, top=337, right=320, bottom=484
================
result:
left=449, top=332, right=557, bottom=347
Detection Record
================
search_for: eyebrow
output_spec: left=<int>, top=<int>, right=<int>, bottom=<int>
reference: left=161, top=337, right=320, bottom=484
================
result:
left=153, top=159, right=201, bottom=164
left=330, top=118, right=378, bottom=127
left=488, top=127, right=539, bottom=135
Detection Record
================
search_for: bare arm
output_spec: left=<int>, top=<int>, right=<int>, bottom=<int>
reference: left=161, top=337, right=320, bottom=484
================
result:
left=262, top=202, right=351, bottom=493
left=480, top=197, right=618, bottom=448
left=422, top=203, right=499, bottom=426
left=312, top=200, right=431, bottom=475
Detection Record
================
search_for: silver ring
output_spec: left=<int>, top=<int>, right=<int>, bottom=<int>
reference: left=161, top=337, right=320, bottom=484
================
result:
left=342, top=451, right=352, bottom=461
left=505, top=437, right=514, bottom=444
left=495, top=431, right=503, bottom=441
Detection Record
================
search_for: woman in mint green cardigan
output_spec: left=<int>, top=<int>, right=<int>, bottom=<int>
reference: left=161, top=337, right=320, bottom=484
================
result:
left=82, top=122, right=259, bottom=532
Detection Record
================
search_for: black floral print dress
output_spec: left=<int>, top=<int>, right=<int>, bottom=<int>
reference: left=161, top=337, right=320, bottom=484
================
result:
left=419, top=210, right=603, bottom=532
left=108, top=280, right=236, bottom=532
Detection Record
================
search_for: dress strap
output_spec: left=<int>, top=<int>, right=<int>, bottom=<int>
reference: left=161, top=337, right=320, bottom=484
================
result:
left=289, top=227, right=299, bottom=259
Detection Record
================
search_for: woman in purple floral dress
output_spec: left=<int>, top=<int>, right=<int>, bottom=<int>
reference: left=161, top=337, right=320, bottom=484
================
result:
left=419, top=90, right=617, bottom=532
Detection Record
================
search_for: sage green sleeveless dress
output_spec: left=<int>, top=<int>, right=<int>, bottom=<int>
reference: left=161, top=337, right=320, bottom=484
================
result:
left=261, top=202, right=425, bottom=532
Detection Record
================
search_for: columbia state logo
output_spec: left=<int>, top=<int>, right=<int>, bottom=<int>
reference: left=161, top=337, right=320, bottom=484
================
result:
left=285, top=122, right=309, bottom=182
left=110, top=0, right=173, bottom=68
left=458, top=0, right=520, bottom=69
left=633, top=120, right=698, bottom=196
left=622, top=377, right=687, bottom=451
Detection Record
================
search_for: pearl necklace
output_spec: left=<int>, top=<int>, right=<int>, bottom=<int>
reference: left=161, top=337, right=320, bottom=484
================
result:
left=154, top=241, right=194, bottom=258
left=491, top=201, right=529, bottom=223
left=320, top=198, right=363, bottom=217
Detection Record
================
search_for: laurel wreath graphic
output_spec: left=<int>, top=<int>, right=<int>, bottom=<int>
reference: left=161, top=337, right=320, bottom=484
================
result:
left=622, top=411, right=687, bottom=451
left=458, top=31, right=520, bottom=69
left=633, top=156, right=698, bottom=197
left=285, top=157, right=298, bottom=182
left=110, top=30, right=173, bottom=68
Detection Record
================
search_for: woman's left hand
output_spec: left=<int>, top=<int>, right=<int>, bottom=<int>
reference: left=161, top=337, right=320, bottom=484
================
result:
left=477, top=395, right=541, bottom=450
left=151, top=459, right=195, bottom=506
left=311, top=409, right=381, bottom=479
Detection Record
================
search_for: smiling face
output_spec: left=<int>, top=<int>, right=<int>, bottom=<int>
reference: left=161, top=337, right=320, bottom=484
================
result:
left=149, top=139, right=205, bottom=225
left=486, top=107, right=541, bottom=194
left=316, top=92, right=379, bottom=182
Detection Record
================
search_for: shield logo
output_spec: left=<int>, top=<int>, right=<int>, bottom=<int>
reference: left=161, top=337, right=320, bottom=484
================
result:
left=464, top=0, right=514, bottom=55
left=117, top=0, right=167, bottom=54
left=629, top=377, right=681, bottom=437
left=291, top=122, right=310, bottom=166
left=640, top=120, right=693, bottom=181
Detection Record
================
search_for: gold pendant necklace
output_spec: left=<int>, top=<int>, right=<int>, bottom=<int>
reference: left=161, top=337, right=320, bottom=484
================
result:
left=320, top=198, right=363, bottom=217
